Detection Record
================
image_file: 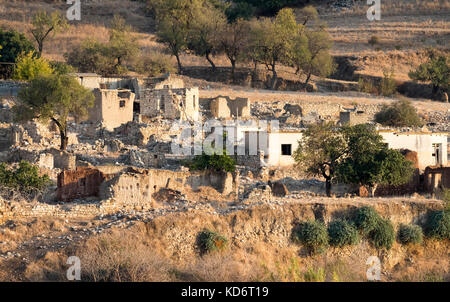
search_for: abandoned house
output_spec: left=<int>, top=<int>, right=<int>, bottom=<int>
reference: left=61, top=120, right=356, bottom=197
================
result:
left=379, top=130, right=448, bottom=170
left=140, top=87, right=200, bottom=121
left=210, top=96, right=251, bottom=119
left=89, top=89, right=135, bottom=131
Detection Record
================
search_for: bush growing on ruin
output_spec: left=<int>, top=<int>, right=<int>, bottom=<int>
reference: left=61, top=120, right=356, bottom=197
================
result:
left=397, top=224, right=423, bottom=245
left=12, top=51, right=54, bottom=81
left=425, top=210, right=450, bottom=240
left=353, top=206, right=381, bottom=236
left=0, top=161, right=51, bottom=193
left=374, top=99, right=423, bottom=127
left=14, top=74, right=95, bottom=150
left=49, top=61, right=75, bottom=75
left=369, top=218, right=395, bottom=250
left=197, top=229, right=228, bottom=254
left=327, top=220, right=360, bottom=248
left=190, top=152, right=236, bottom=173
left=293, top=220, right=329, bottom=255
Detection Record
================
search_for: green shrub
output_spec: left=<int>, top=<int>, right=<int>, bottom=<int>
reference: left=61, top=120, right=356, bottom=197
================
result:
left=293, top=220, right=328, bottom=254
left=397, top=224, right=423, bottom=245
left=190, top=152, right=236, bottom=173
left=425, top=210, right=450, bottom=240
left=369, top=218, right=395, bottom=250
left=353, top=206, right=381, bottom=235
left=374, top=99, right=423, bottom=128
left=197, top=230, right=228, bottom=254
left=12, top=51, right=54, bottom=81
left=133, top=51, right=176, bottom=77
left=327, top=220, right=360, bottom=247
left=0, top=161, right=51, bottom=193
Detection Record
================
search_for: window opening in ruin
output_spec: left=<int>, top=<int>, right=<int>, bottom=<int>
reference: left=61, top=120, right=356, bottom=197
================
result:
left=119, top=100, right=126, bottom=108
left=79, top=178, right=86, bottom=187
left=281, top=144, right=292, bottom=156
left=432, top=143, right=441, bottom=165
left=160, top=96, right=165, bottom=111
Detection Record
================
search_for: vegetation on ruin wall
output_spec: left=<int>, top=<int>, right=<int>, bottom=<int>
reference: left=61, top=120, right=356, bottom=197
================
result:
left=189, top=152, right=236, bottom=173
left=0, top=161, right=51, bottom=193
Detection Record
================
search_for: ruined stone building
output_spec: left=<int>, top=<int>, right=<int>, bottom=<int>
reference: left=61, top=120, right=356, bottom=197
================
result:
left=89, top=89, right=135, bottom=131
left=140, top=87, right=200, bottom=121
left=339, top=109, right=370, bottom=125
left=210, top=96, right=250, bottom=119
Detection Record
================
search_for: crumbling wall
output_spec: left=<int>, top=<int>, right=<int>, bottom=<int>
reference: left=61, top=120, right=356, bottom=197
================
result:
left=424, top=166, right=450, bottom=192
left=141, top=87, right=199, bottom=121
left=89, top=89, right=135, bottom=131
left=57, top=167, right=108, bottom=202
left=210, top=96, right=250, bottom=119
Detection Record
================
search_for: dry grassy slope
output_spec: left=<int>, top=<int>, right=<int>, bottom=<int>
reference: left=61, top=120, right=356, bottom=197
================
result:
left=1, top=0, right=448, bottom=80
left=1, top=197, right=448, bottom=281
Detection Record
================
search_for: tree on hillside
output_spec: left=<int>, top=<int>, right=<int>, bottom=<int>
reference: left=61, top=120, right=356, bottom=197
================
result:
left=247, top=8, right=299, bottom=89
left=12, top=51, right=54, bottom=81
left=298, top=5, right=319, bottom=26
left=188, top=3, right=227, bottom=72
left=30, top=10, right=68, bottom=57
left=337, top=124, right=414, bottom=196
left=218, top=18, right=250, bottom=80
left=293, top=122, right=346, bottom=197
left=108, top=15, right=140, bottom=72
left=374, top=99, right=423, bottom=127
left=287, top=6, right=334, bottom=87
left=409, top=51, right=449, bottom=100
left=152, top=0, right=204, bottom=73
left=64, top=17, right=139, bottom=76
left=14, top=74, right=94, bottom=151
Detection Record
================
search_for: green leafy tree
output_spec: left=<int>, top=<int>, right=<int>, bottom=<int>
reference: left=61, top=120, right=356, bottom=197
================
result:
left=374, top=99, right=423, bottom=127
left=293, top=122, right=346, bottom=197
left=133, top=51, right=176, bottom=77
left=0, top=29, right=35, bottom=78
left=30, top=10, right=68, bottom=57
left=108, top=15, right=140, bottom=71
left=0, top=161, right=51, bottom=193
left=409, top=51, right=449, bottom=98
left=12, top=51, right=54, bottom=81
left=218, top=18, right=250, bottom=80
left=64, top=39, right=116, bottom=75
left=247, top=8, right=299, bottom=89
left=14, top=74, right=94, bottom=150
left=337, top=124, right=414, bottom=196
left=152, top=0, right=204, bottom=73
left=188, top=3, right=226, bottom=72
left=292, top=26, right=334, bottom=86
left=298, top=5, right=319, bottom=26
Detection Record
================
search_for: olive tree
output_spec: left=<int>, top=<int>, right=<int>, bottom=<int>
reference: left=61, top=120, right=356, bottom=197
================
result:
left=14, top=74, right=94, bottom=150
left=30, top=10, right=68, bottom=57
